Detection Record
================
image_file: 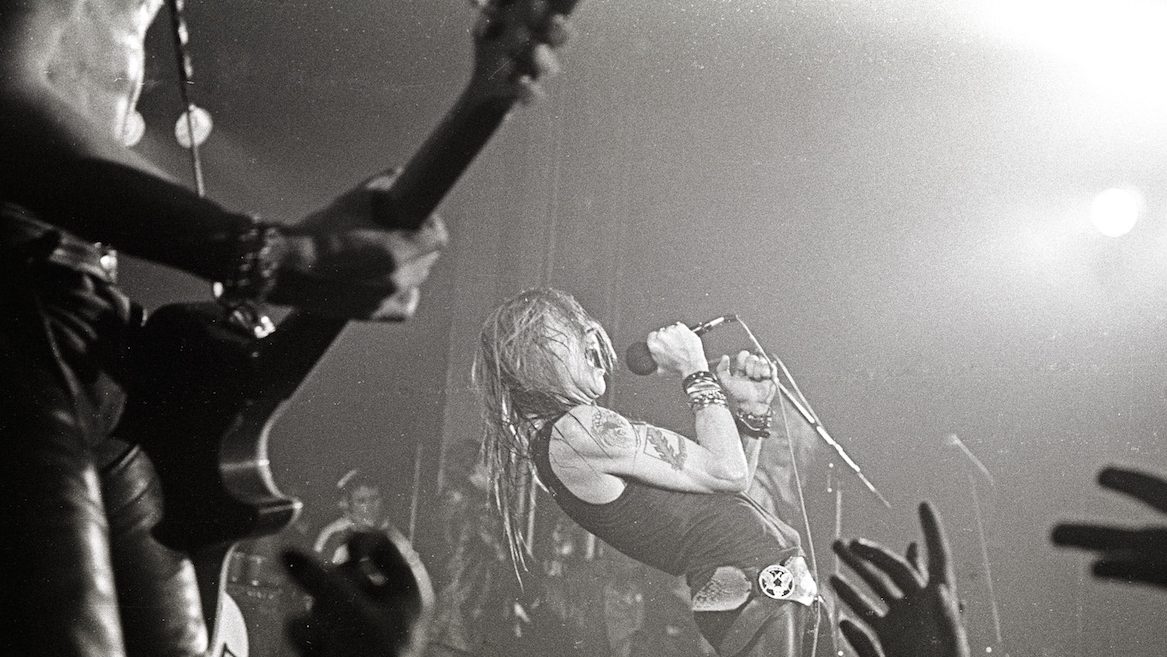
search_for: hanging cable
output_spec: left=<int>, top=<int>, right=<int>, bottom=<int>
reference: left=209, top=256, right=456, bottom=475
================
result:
left=164, top=0, right=208, bottom=197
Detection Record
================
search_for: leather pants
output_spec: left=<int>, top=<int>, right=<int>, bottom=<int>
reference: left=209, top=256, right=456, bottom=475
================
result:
left=0, top=212, right=206, bottom=657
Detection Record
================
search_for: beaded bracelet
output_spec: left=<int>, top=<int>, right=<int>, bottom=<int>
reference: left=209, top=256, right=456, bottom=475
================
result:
left=686, top=381, right=723, bottom=396
left=683, top=370, right=726, bottom=410
left=217, top=218, right=282, bottom=304
left=688, top=389, right=729, bottom=412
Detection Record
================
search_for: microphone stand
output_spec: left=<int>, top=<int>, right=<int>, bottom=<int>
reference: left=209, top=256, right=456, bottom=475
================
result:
left=828, top=463, right=844, bottom=656
left=966, top=472, right=1007, bottom=656
left=736, top=317, right=888, bottom=657
left=732, top=317, right=891, bottom=508
left=728, top=316, right=889, bottom=657
left=946, top=434, right=1007, bottom=656
left=771, top=375, right=891, bottom=509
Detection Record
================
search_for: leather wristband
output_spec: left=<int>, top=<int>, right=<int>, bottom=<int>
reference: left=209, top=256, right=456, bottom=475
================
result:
left=734, top=407, right=773, bottom=439
left=215, top=218, right=283, bottom=304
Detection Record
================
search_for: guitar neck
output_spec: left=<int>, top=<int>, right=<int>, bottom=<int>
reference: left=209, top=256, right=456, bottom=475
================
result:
left=374, top=0, right=582, bottom=230
left=260, top=87, right=523, bottom=391
left=376, top=91, right=516, bottom=230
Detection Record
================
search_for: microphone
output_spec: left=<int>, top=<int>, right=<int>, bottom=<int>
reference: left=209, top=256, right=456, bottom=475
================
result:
left=625, top=315, right=738, bottom=375
left=943, top=433, right=995, bottom=486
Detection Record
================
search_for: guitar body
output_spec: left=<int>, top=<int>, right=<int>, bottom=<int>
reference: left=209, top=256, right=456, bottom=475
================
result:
left=118, top=302, right=300, bottom=552
left=117, top=302, right=302, bottom=630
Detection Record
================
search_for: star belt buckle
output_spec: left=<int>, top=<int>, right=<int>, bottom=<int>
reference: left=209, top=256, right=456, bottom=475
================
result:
left=757, top=557, right=818, bottom=606
left=757, top=563, right=795, bottom=600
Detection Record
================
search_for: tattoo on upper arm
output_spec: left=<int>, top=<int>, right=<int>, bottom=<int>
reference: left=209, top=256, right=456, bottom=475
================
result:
left=643, top=425, right=687, bottom=471
left=590, top=407, right=636, bottom=449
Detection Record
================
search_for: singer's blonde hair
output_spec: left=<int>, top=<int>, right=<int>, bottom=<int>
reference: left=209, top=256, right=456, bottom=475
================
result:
left=471, top=288, right=615, bottom=571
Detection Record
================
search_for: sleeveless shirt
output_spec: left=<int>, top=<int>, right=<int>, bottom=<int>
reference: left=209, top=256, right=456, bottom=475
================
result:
left=531, top=413, right=803, bottom=589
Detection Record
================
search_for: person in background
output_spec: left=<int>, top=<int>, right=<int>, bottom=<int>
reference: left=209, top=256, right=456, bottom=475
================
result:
left=315, top=470, right=392, bottom=566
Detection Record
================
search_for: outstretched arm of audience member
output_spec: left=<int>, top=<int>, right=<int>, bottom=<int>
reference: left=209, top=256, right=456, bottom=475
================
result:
left=1051, top=466, right=1167, bottom=588
left=282, top=530, right=434, bottom=657
left=830, top=502, right=970, bottom=657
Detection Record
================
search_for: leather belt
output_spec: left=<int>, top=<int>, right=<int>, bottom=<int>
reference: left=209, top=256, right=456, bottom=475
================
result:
left=692, top=555, right=818, bottom=612
left=1, top=202, right=118, bottom=284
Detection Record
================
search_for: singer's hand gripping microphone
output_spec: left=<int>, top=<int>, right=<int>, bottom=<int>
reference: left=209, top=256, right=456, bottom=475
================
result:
left=625, top=315, right=738, bottom=375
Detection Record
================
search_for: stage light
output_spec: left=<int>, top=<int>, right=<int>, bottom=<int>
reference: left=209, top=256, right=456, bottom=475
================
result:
left=1089, top=187, right=1142, bottom=237
left=175, top=105, right=213, bottom=149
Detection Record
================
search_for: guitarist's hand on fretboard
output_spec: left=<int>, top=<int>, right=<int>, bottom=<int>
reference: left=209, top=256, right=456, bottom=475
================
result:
left=468, top=0, right=574, bottom=106
left=269, top=0, right=576, bottom=322
left=282, top=530, right=434, bottom=657
left=274, top=171, right=450, bottom=322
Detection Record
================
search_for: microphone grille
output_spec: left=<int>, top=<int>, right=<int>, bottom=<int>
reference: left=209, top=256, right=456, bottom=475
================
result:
left=625, top=341, right=658, bottom=375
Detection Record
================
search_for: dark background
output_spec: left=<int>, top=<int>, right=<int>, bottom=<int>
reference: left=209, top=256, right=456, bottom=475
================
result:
left=124, top=2, right=1167, bottom=656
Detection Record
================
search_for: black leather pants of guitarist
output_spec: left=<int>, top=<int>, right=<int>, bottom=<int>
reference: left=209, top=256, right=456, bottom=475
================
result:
left=0, top=205, right=206, bottom=657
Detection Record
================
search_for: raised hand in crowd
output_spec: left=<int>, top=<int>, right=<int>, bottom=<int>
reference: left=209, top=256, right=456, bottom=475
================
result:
left=830, top=502, right=970, bottom=657
left=283, top=530, right=435, bottom=657
left=1051, top=466, right=1167, bottom=589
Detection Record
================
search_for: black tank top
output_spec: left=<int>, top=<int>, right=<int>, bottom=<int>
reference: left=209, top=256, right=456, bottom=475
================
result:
left=531, top=414, right=802, bottom=587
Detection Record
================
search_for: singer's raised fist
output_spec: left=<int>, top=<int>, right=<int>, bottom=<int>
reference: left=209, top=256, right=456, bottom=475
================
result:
left=734, top=351, right=772, bottom=381
left=645, top=322, right=707, bottom=376
left=717, top=351, right=776, bottom=409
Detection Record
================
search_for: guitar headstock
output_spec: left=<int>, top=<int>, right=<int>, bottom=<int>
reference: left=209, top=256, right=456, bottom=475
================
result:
left=467, top=0, right=579, bottom=105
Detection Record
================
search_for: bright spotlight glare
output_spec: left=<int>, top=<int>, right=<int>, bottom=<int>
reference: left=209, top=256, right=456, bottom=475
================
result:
left=979, top=0, right=1167, bottom=109
left=1090, top=187, right=1142, bottom=237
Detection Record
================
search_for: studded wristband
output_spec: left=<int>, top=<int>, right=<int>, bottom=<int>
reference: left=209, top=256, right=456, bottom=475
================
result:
left=216, top=218, right=282, bottom=304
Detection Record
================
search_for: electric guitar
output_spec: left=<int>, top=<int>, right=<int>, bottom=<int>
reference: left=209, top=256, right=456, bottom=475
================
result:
left=115, top=0, right=581, bottom=644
